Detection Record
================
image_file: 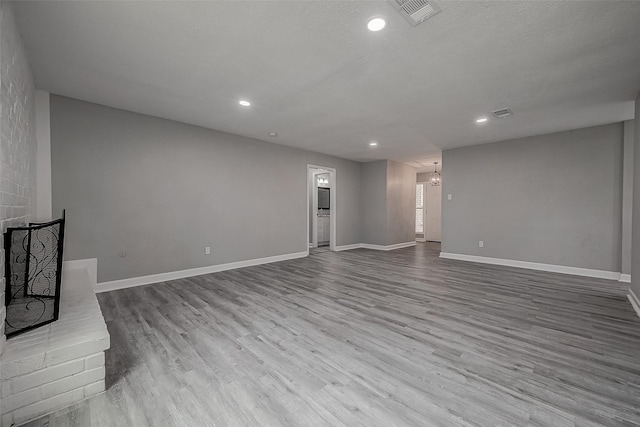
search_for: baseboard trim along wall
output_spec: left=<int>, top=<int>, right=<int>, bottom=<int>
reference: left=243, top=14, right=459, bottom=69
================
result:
left=620, top=274, right=632, bottom=283
left=334, top=243, right=364, bottom=252
left=439, top=252, right=622, bottom=281
left=334, top=242, right=417, bottom=252
left=362, top=241, right=417, bottom=251
left=628, top=289, right=640, bottom=319
left=94, top=251, right=308, bottom=293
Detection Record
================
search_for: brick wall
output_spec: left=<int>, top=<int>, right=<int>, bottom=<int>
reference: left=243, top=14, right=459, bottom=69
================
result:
left=0, top=6, right=109, bottom=424
left=0, top=1, right=38, bottom=355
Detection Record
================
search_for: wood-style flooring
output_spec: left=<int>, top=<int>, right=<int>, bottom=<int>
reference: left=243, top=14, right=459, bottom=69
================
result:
left=24, top=243, right=640, bottom=426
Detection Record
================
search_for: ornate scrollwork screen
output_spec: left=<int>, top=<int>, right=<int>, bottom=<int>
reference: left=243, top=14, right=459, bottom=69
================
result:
left=4, top=211, right=66, bottom=337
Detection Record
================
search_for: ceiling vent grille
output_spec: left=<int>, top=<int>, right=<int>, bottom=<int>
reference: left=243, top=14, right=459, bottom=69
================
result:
left=492, top=108, right=513, bottom=119
left=390, top=0, right=441, bottom=26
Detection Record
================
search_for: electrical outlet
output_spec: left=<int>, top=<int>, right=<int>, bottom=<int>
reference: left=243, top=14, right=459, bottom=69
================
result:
left=448, top=194, right=452, bottom=200
left=479, top=241, right=484, bottom=248
left=205, top=246, right=211, bottom=255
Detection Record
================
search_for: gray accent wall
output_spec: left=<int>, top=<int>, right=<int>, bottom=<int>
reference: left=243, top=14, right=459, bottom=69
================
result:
left=360, top=161, right=388, bottom=246
left=386, top=161, right=416, bottom=245
left=361, top=160, right=416, bottom=246
left=632, top=92, right=640, bottom=297
left=622, top=120, right=634, bottom=275
left=50, top=96, right=362, bottom=282
left=442, top=123, right=624, bottom=272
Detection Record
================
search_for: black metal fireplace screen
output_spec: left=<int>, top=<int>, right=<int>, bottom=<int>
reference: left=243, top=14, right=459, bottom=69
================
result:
left=4, top=211, right=66, bottom=337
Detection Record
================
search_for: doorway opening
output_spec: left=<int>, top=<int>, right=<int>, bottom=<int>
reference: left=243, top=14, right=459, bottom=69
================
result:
left=307, top=165, right=336, bottom=253
left=416, top=179, right=441, bottom=242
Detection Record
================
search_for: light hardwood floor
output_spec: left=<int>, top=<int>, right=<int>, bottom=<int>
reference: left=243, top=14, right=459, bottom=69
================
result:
left=24, top=243, right=640, bottom=426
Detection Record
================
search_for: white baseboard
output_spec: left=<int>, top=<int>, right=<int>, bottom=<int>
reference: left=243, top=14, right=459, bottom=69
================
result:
left=63, top=258, right=97, bottom=285
left=628, top=289, right=640, bottom=319
left=619, top=274, right=632, bottom=283
left=334, top=242, right=417, bottom=252
left=415, top=238, right=426, bottom=243
left=95, top=251, right=308, bottom=293
left=335, top=242, right=417, bottom=252
left=362, top=241, right=417, bottom=251
left=334, top=243, right=363, bottom=252
left=439, top=252, right=621, bottom=281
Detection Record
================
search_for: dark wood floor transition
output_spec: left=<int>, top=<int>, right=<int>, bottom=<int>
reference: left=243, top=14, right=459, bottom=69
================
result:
left=26, top=243, right=640, bottom=426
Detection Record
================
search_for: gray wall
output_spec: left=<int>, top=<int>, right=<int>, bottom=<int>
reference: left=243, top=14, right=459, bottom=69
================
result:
left=632, top=92, right=640, bottom=297
left=361, top=160, right=416, bottom=246
left=51, top=96, right=362, bottom=282
left=622, top=121, right=634, bottom=275
left=360, top=161, right=388, bottom=246
left=442, top=123, right=624, bottom=272
left=386, top=161, right=416, bottom=245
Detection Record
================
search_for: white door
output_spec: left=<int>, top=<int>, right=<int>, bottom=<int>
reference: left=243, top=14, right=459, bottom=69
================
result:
left=425, top=183, right=442, bottom=242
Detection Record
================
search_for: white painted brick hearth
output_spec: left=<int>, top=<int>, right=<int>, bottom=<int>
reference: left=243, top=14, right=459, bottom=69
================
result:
left=1, top=266, right=110, bottom=426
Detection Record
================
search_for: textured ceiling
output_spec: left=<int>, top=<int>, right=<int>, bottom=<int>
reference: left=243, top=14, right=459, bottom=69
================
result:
left=11, top=1, right=640, bottom=163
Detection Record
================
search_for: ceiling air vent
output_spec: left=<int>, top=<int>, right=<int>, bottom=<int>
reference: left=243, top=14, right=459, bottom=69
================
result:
left=390, top=0, right=442, bottom=26
left=492, top=108, right=513, bottom=119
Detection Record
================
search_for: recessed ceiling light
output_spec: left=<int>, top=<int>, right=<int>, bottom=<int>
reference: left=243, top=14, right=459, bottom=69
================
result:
left=268, top=132, right=278, bottom=137
left=369, top=141, right=378, bottom=146
left=238, top=100, right=251, bottom=107
left=367, top=18, right=386, bottom=32
left=476, top=117, right=488, bottom=123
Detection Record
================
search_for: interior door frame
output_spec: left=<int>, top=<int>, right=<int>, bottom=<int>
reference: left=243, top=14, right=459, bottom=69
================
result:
left=425, top=180, right=442, bottom=242
left=416, top=181, right=427, bottom=242
left=311, top=170, right=320, bottom=248
left=307, top=164, right=337, bottom=253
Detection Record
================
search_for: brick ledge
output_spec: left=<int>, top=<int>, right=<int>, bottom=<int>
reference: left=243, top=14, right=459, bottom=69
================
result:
left=0, top=266, right=110, bottom=426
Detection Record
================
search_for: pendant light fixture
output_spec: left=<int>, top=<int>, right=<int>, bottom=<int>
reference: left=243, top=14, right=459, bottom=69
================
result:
left=430, top=162, right=441, bottom=186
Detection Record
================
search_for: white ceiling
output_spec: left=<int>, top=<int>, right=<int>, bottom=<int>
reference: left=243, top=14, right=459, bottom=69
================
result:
left=12, top=1, right=640, bottom=163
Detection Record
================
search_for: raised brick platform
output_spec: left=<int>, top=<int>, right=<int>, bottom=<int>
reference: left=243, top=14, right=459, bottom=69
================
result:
left=0, top=265, right=109, bottom=426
